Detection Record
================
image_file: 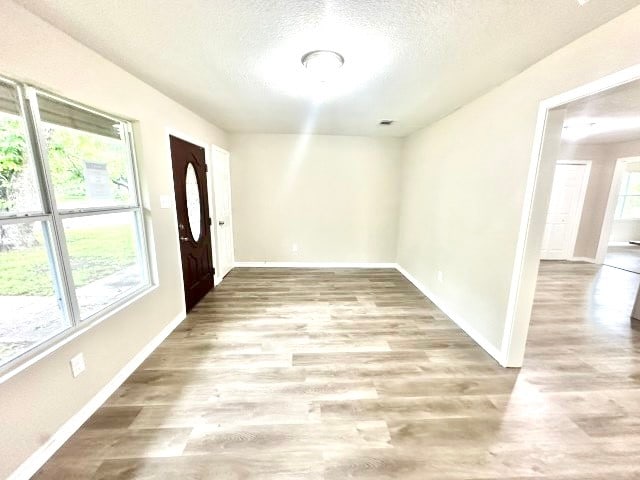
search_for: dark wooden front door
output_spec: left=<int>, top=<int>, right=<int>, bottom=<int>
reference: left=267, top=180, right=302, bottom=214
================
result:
left=169, top=135, right=215, bottom=311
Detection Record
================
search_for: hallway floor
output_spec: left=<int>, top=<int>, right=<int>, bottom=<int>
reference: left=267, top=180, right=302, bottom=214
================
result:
left=604, top=244, right=640, bottom=273
left=33, top=265, right=640, bottom=479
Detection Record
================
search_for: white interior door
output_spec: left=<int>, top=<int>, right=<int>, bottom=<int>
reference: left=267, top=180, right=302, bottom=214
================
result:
left=211, top=147, right=234, bottom=281
left=540, top=162, right=590, bottom=260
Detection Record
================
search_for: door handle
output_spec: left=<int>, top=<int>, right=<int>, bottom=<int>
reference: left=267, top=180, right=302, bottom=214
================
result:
left=218, top=221, right=225, bottom=226
left=180, top=236, right=190, bottom=242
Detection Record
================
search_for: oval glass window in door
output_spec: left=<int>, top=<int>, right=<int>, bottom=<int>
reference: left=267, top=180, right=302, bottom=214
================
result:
left=185, top=163, right=202, bottom=241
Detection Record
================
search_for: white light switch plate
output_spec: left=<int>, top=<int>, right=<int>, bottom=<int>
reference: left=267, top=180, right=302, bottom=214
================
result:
left=70, top=353, right=85, bottom=378
left=160, top=194, right=173, bottom=209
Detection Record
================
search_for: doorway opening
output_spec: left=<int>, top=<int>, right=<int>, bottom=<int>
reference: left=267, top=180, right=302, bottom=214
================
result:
left=530, top=77, right=640, bottom=369
left=504, top=65, right=640, bottom=367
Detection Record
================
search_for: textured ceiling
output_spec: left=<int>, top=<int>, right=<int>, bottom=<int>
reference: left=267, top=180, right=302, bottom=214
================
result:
left=16, top=0, right=640, bottom=136
left=562, top=79, right=640, bottom=144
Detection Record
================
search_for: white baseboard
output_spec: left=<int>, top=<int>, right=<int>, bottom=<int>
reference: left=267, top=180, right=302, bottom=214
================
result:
left=234, top=261, right=398, bottom=269
left=8, top=310, right=187, bottom=480
left=570, top=256, right=596, bottom=263
left=394, top=264, right=504, bottom=366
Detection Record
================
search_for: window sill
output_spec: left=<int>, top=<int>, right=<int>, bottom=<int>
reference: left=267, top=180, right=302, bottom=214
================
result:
left=0, top=282, right=158, bottom=385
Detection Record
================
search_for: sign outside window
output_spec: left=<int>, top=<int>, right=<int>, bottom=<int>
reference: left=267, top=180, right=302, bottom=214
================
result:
left=84, top=161, right=112, bottom=200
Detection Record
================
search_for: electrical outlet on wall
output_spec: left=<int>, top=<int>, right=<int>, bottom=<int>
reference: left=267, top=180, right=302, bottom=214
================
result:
left=70, top=353, right=86, bottom=378
left=292, top=243, right=299, bottom=254
left=437, top=270, right=444, bottom=283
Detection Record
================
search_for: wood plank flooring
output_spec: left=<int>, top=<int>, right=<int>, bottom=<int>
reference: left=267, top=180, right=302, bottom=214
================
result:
left=604, top=244, right=640, bottom=274
left=33, top=264, right=640, bottom=479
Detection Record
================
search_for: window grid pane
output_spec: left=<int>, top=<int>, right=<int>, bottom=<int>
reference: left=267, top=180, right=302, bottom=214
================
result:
left=0, top=219, right=70, bottom=365
left=0, top=79, right=150, bottom=369
left=61, top=210, right=147, bottom=320
left=0, top=80, right=43, bottom=216
left=627, top=172, right=640, bottom=195
left=38, top=93, right=137, bottom=212
left=620, top=195, right=640, bottom=220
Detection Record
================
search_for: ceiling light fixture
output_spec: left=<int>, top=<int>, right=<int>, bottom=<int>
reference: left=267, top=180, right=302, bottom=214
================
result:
left=301, top=50, right=344, bottom=82
left=562, top=117, right=640, bottom=141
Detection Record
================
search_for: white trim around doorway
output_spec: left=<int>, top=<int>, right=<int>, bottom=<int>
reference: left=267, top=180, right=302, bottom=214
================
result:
left=502, top=63, right=640, bottom=368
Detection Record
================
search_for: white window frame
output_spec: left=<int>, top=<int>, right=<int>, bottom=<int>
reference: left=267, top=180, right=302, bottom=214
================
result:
left=0, top=75, right=153, bottom=379
left=614, top=169, right=640, bottom=220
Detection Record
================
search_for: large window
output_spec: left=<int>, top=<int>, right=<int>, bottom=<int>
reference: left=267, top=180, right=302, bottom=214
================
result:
left=0, top=77, right=150, bottom=369
left=615, top=168, right=640, bottom=220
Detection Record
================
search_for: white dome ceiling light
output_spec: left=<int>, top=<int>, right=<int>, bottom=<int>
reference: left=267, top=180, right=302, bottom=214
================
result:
left=301, top=50, right=344, bottom=83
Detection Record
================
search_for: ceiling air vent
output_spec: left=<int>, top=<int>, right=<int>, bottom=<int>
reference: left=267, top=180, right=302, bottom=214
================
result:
left=379, top=120, right=394, bottom=126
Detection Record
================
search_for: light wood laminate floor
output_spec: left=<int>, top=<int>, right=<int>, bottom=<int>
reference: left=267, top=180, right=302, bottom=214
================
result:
left=33, top=264, right=640, bottom=479
left=604, top=244, right=640, bottom=274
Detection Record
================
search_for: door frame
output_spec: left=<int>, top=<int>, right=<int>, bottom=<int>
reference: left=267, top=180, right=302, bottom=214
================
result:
left=210, top=144, right=234, bottom=284
left=540, top=160, right=591, bottom=261
left=502, top=62, right=640, bottom=367
left=595, top=156, right=640, bottom=264
left=165, top=128, right=217, bottom=306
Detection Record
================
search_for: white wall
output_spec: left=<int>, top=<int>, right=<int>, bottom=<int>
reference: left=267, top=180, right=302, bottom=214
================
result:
left=230, top=134, right=401, bottom=263
left=611, top=220, right=640, bottom=242
left=611, top=138, right=640, bottom=159
left=0, top=2, right=227, bottom=478
left=396, top=6, right=640, bottom=364
left=2, top=1, right=640, bottom=475
left=556, top=140, right=640, bottom=256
